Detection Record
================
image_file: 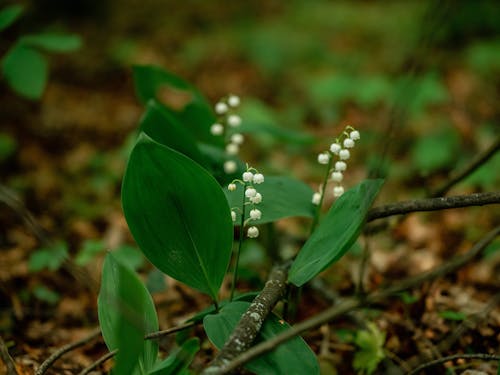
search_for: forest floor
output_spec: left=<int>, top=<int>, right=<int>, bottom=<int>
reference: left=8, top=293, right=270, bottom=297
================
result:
left=1, top=1, right=499, bottom=374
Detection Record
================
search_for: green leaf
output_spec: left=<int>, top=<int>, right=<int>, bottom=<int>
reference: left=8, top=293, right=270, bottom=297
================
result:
left=113, top=245, right=145, bottom=271
left=439, top=310, right=466, bottom=321
left=288, top=179, right=384, bottom=287
left=98, top=253, right=159, bottom=375
left=132, top=65, right=217, bottom=145
left=28, top=242, right=68, bottom=272
left=0, top=4, right=24, bottom=32
left=19, top=33, right=82, bottom=52
left=0, top=132, right=17, bottom=161
left=353, top=322, right=386, bottom=375
left=33, top=285, right=60, bottom=305
left=75, top=239, right=105, bottom=266
left=225, top=176, right=316, bottom=225
left=204, top=301, right=320, bottom=375
left=139, top=100, right=208, bottom=168
left=122, top=133, right=233, bottom=299
left=2, top=44, right=48, bottom=100
left=148, top=338, right=199, bottom=375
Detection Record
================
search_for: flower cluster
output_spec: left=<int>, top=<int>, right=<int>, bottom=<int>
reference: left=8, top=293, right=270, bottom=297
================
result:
left=210, top=94, right=244, bottom=174
left=312, top=126, right=360, bottom=205
left=228, top=166, right=265, bottom=238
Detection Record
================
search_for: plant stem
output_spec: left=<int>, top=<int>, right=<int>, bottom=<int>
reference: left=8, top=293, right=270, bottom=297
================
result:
left=310, top=157, right=333, bottom=234
left=230, top=183, right=247, bottom=301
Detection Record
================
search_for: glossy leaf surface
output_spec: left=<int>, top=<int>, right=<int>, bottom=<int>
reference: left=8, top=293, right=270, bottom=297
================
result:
left=139, top=100, right=207, bottom=168
left=204, top=301, right=319, bottom=375
left=288, top=179, right=384, bottom=286
left=224, top=176, right=315, bottom=225
left=98, top=253, right=158, bottom=374
left=122, top=133, right=233, bottom=299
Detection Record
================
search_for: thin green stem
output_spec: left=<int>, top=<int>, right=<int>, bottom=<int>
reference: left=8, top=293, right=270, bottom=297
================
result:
left=310, top=157, right=333, bottom=234
left=230, top=183, right=247, bottom=301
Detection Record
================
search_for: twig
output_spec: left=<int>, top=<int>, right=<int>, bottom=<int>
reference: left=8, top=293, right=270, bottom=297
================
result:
left=431, top=136, right=500, bottom=197
left=35, top=328, right=101, bottom=375
left=212, top=226, right=499, bottom=374
left=77, top=349, right=117, bottom=375
left=0, top=335, right=18, bottom=375
left=367, top=191, right=500, bottom=222
left=202, top=263, right=289, bottom=374
left=144, top=321, right=196, bottom=340
left=407, top=353, right=500, bottom=375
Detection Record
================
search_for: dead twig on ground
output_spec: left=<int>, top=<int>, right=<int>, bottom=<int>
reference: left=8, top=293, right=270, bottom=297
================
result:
left=408, top=353, right=500, bottom=375
left=0, top=335, right=18, bottom=375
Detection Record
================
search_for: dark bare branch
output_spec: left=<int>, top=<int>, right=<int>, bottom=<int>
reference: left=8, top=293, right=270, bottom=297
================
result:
left=408, top=353, right=500, bottom=375
left=0, top=335, right=18, bottom=375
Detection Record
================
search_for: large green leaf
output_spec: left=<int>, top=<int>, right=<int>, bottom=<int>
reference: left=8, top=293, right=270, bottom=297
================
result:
left=132, top=65, right=217, bottom=145
left=148, top=338, right=199, bottom=375
left=225, top=176, right=316, bottom=225
left=98, top=253, right=159, bottom=375
left=288, top=179, right=384, bottom=286
left=139, top=100, right=208, bottom=168
left=122, top=133, right=233, bottom=299
left=204, top=301, right=319, bottom=375
left=2, top=44, right=47, bottom=100
left=19, top=33, right=82, bottom=52
left=0, top=4, right=23, bottom=31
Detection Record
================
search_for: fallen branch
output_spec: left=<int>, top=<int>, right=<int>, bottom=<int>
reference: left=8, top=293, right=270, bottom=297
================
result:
left=145, top=321, right=197, bottom=340
left=431, top=136, right=500, bottom=197
left=367, top=191, right=500, bottom=222
left=212, top=225, right=499, bottom=374
left=0, top=335, right=18, bottom=375
left=35, top=328, right=101, bottom=375
left=77, top=349, right=117, bottom=375
left=202, top=264, right=289, bottom=374
left=408, top=353, right=500, bottom=375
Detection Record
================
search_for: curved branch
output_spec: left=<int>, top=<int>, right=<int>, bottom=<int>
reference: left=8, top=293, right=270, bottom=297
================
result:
left=145, top=321, right=196, bottom=340
left=367, top=191, right=500, bottom=222
left=0, top=335, right=18, bottom=375
left=431, top=136, right=500, bottom=197
left=408, top=353, right=500, bottom=375
left=213, top=226, right=499, bottom=374
left=77, top=350, right=117, bottom=375
left=35, top=328, right=101, bottom=375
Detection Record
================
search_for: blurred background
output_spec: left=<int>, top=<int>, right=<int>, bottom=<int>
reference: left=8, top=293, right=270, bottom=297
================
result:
left=1, top=0, right=499, bottom=373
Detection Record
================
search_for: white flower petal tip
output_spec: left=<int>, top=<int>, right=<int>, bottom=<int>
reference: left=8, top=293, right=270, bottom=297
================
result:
left=330, top=143, right=341, bottom=154
left=350, top=130, right=360, bottom=140
left=331, top=171, right=343, bottom=182
left=245, top=187, right=257, bottom=198
left=228, top=115, right=242, bottom=127
left=333, top=186, right=344, bottom=197
left=250, top=192, right=262, bottom=204
left=335, top=161, right=347, bottom=171
left=249, top=209, right=262, bottom=220
left=343, top=138, right=355, bottom=148
left=247, top=226, right=259, bottom=238
left=228, top=183, right=237, bottom=191
left=210, top=123, right=224, bottom=136
left=242, top=171, right=253, bottom=182
left=215, top=102, right=228, bottom=114
left=223, top=160, right=237, bottom=174
left=317, top=152, right=330, bottom=165
left=231, top=133, right=244, bottom=145
left=312, top=192, right=321, bottom=205
left=339, top=149, right=350, bottom=160
left=228, top=95, right=240, bottom=107
left=231, top=211, right=236, bottom=222
left=253, top=173, right=264, bottom=184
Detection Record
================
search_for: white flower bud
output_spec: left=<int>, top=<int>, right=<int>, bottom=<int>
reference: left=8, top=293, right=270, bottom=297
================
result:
left=228, top=115, right=241, bottom=127
left=333, top=186, right=344, bottom=197
left=230, top=133, right=244, bottom=145
left=245, top=187, right=257, bottom=198
left=335, top=161, right=347, bottom=171
left=247, top=226, right=259, bottom=238
left=228, top=183, right=237, bottom=191
left=331, top=171, right=343, bottom=182
left=215, top=102, right=228, bottom=114
left=312, top=192, right=321, bottom=205
left=226, top=143, right=239, bottom=155
left=242, top=171, right=253, bottom=182
left=339, top=149, right=350, bottom=160
left=252, top=173, right=264, bottom=184
left=249, top=209, right=262, bottom=220
left=224, top=160, right=237, bottom=174
left=330, top=143, right=341, bottom=154
left=317, top=152, right=330, bottom=165
left=210, top=123, right=224, bottom=135
left=231, top=211, right=236, bottom=222
left=228, top=95, right=240, bottom=107
left=250, top=192, right=262, bottom=204
left=343, top=138, right=355, bottom=148
left=350, top=130, right=360, bottom=140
